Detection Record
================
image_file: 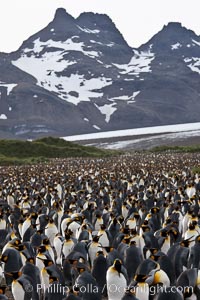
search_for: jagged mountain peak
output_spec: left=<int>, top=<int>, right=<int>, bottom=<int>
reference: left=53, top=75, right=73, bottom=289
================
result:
left=77, top=11, right=115, bottom=28
left=52, top=7, right=75, bottom=24
left=77, top=11, right=129, bottom=47
left=161, top=22, right=197, bottom=38
left=139, top=21, right=200, bottom=54
left=15, top=8, right=77, bottom=50
left=163, top=22, right=183, bottom=29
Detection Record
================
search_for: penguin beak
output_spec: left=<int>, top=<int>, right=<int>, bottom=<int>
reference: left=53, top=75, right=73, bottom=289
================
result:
left=186, top=236, right=195, bottom=241
left=37, top=257, right=44, bottom=261
left=4, top=272, right=13, bottom=277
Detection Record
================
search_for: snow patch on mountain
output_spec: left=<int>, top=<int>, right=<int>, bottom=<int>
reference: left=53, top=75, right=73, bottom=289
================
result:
left=95, top=103, right=117, bottom=123
left=171, top=42, right=182, bottom=50
left=109, top=91, right=140, bottom=102
left=12, top=38, right=113, bottom=105
left=192, top=39, right=200, bottom=47
left=0, top=114, right=7, bottom=120
left=113, top=50, right=155, bottom=75
left=23, top=37, right=100, bottom=58
left=0, top=83, right=17, bottom=95
left=77, top=25, right=100, bottom=34
left=93, top=125, right=101, bottom=130
left=184, top=57, right=200, bottom=74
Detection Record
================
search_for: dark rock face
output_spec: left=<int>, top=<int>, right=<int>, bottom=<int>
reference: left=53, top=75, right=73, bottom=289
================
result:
left=0, top=8, right=200, bottom=139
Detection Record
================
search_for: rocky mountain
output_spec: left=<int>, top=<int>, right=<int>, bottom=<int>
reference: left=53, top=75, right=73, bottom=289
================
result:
left=1, top=8, right=200, bottom=139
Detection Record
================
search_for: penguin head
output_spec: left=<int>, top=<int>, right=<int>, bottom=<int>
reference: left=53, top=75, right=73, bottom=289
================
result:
left=65, top=229, right=73, bottom=240
left=31, top=212, right=38, bottom=220
left=134, top=274, right=149, bottom=283
left=134, top=212, right=140, bottom=220
left=42, top=238, right=50, bottom=245
left=122, top=226, right=130, bottom=235
left=180, top=237, right=194, bottom=247
left=130, top=228, right=137, bottom=236
left=37, top=245, right=47, bottom=253
left=5, top=271, right=22, bottom=280
left=188, top=223, right=195, bottom=230
left=11, top=238, right=21, bottom=248
left=149, top=254, right=156, bottom=261
left=160, top=230, right=168, bottom=237
left=113, top=259, right=122, bottom=275
left=100, top=224, right=106, bottom=231
left=150, top=248, right=158, bottom=255
left=45, top=259, right=54, bottom=267
left=37, top=229, right=44, bottom=235
left=0, top=286, right=6, bottom=294
left=76, top=262, right=86, bottom=274
left=31, top=222, right=38, bottom=229
left=130, top=240, right=137, bottom=246
left=95, top=212, right=102, bottom=219
left=104, top=247, right=114, bottom=253
left=151, top=207, right=160, bottom=214
left=49, top=276, right=59, bottom=284
left=53, top=201, right=60, bottom=210
left=38, top=258, right=53, bottom=267
left=92, top=235, right=100, bottom=243
left=169, top=228, right=179, bottom=239
left=165, top=217, right=172, bottom=225
left=49, top=218, right=55, bottom=225
left=26, top=257, right=35, bottom=265
left=141, top=225, right=150, bottom=232
left=15, top=243, right=26, bottom=252
left=96, top=250, right=104, bottom=257
left=123, top=236, right=131, bottom=244
left=150, top=251, right=164, bottom=262
left=112, top=217, right=118, bottom=225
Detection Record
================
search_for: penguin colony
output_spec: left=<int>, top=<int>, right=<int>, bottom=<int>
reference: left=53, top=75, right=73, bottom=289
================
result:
left=0, top=152, right=200, bottom=299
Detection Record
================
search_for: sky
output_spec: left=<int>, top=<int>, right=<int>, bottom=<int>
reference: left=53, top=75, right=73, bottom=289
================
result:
left=0, top=0, right=200, bottom=53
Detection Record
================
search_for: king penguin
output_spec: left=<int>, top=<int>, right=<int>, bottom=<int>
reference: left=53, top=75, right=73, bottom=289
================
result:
left=53, top=233, right=64, bottom=265
left=106, top=259, right=127, bottom=300
left=45, top=218, right=58, bottom=246
left=92, top=250, right=108, bottom=296
left=21, top=257, right=41, bottom=300
left=75, top=262, right=101, bottom=300
left=1, top=247, right=23, bottom=285
left=88, top=235, right=102, bottom=268
left=5, top=271, right=33, bottom=300
left=125, top=241, right=143, bottom=284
